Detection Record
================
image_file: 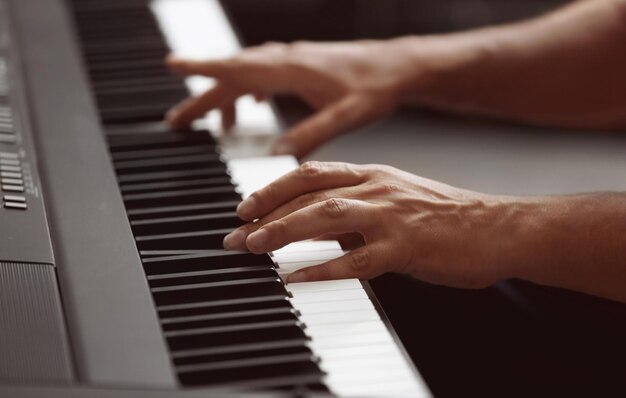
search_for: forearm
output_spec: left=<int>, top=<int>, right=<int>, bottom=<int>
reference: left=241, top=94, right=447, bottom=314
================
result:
left=500, top=193, right=626, bottom=303
left=396, top=0, right=626, bottom=129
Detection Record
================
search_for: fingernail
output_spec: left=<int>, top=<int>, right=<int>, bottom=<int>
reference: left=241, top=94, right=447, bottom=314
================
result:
left=272, top=140, right=296, bottom=156
left=236, top=197, right=256, bottom=220
left=223, top=228, right=246, bottom=250
left=287, top=271, right=307, bottom=284
left=247, top=228, right=269, bottom=251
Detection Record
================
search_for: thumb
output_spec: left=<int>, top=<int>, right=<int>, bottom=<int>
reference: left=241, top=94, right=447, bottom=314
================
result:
left=272, top=95, right=385, bottom=158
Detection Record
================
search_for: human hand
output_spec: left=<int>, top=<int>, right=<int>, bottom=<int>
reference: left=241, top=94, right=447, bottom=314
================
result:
left=166, top=39, right=423, bottom=158
left=222, top=161, right=515, bottom=288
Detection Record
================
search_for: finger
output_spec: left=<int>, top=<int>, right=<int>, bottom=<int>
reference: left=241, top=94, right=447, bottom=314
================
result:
left=166, top=55, right=239, bottom=79
left=221, top=103, right=237, bottom=131
left=224, top=185, right=354, bottom=251
left=237, top=161, right=364, bottom=221
left=166, top=84, right=244, bottom=129
left=271, top=94, right=381, bottom=158
left=244, top=198, right=371, bottom=254
left=286, top=242, right=391, bottom=283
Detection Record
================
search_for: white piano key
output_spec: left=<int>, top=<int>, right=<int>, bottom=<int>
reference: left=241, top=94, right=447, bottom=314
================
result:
left=323, top=354, right=408, bottom=371
left=305, top=320, right=386, bottom=336
left=309, top=332, right=393, bottom=350
left=228, top=156, right=299, bottom=198
left=296, top=298, right=374, bottom=314
left=301, top=309, right=380, bottom=326
left=274, top=250, right=344, bottom=265
left=273, top=240, right=343, bottom=254
left=288, top=279, right=362, bottom=293
left=334, top=380, right=427, bottom=398
left=151, top=0, right=279, bottom=136
left=290, top=288, right=369, bottom=305
left=316, top=342, right=400, bottom=360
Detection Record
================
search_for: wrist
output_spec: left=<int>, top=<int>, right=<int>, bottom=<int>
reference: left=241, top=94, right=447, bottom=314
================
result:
left=491, top=196, right=560, bottom=283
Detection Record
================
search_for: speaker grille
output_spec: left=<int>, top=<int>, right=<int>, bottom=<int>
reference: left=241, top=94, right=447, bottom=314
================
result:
left=0, top=262, right=73, bottom=383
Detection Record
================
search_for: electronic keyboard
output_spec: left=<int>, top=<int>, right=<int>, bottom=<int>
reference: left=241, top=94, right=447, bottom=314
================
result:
left=0, top=0, right=431, bottom=396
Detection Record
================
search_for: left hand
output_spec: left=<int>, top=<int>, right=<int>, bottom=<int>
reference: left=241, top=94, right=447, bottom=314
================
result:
left=223, top=161, right=515, bottom=288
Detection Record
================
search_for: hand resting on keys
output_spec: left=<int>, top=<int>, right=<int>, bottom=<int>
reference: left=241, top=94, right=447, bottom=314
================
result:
left=222, top=161, right=626, bottom=304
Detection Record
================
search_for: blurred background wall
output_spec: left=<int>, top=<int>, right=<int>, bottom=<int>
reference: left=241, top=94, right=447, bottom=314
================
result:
left=220, top=0, right=572, bottom=45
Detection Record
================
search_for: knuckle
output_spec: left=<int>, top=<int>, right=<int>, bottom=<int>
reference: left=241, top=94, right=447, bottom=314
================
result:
left=299, top=161, right=324, bottom=178
left=349, top=250, right=371, bottom=274
left=379, top=182, right=404, bottom=195
left=321, top=198, right=349, bottom=219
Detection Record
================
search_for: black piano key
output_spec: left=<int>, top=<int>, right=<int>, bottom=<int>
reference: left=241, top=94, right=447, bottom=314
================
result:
left=127, top=201, right=240, bottom=221
left=151, top=279, right=287, bottom=306
left=130, top=212, right=243, bottom=235
left=162, top=311, right=300, bottom=332
left=116, top=167, right=229, bottom=184
left=178, top=359, right=322, bottom=387
left=100, top=104, right=175, bottom=124
left=157, top=295, right=291, bottom=315
left=124, top=187, right=240, bottom=209
left=114, top=153, right=222, bottom=173
left=113, top=146, right=219, bottom=162
left=167, top=323, right=307, bottom=351
left=120, top=176, right=233, bottom=193
left=149, top=268, right=279, bottom=289
left=136, top=228, right=236, bottom=250
left=142, top=252, right=275, bottom=275
left=158, top=296, right=293, bottom=320
left=107, top=131, right=215, bottom=151
left=96, top=89, right=187, bottom=110
left=173, top=344, right=312, bottom=367
left=92, top=75, right=185, bottom=91
left=160, top=305, right=297, bottom=327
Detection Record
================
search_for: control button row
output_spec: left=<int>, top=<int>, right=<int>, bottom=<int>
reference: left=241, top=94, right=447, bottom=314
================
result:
left=0, top=154, right=25, bottom=197
left=2, top=194, right=27, bottom=210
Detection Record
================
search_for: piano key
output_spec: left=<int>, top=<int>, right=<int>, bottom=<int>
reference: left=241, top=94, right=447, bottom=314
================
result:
left=152, top=279, right=287, bottom=306
left=112, top=145, right=219, bottom=162
left=304, top=320, right=387, bottom=338
left=149, top=268, right=280, bottom=288
left=287, top=279, right=362, bottom=293
left=157, top=295, right=291, bottom=315
left=116, top=166, right=228, bottom=184
left=130, top=211, right=242, bottom=235
left=142, top=251, right=274, bottom=275
left=177, top=360, right=322, bottom=387
left=123, top=187, right=241, bottom=209
left=159, top=297, right=294, bottom=320
left=171, top=338, right=309, bottom=360
left=290, top=288, right=369, bottom=305
left=127, top=200, right=240, bottom=220
left=172, top=344, right=312, bottom=366
left=149, top=265, right=273, bottom=282
left=162, top=311, right=301, bottom=332
left=302, top=310, right=381, bottom=326
left=176, top=352, right=316, bottom=374
left=167, top=324, right=308, bottom=351
left=115, top=154, right=223, bottom=173
left=296, top=299, right=375, bottom=315
left=120, top=176, right=233, bottom=193
left=161, top=306, right=297, bottom=326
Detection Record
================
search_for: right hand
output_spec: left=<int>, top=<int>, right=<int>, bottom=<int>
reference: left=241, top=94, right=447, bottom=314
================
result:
left=166, top=39, right=422, bottom=158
